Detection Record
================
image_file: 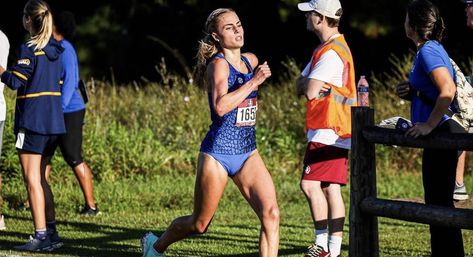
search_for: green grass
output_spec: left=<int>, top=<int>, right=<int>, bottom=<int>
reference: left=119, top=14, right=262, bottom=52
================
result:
left=1, top=56, right=472, bottom=256
left=0, top=171, right=472, bottom=257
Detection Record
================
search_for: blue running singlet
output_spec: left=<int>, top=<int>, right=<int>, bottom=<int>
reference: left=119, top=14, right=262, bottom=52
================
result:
left=200, top=53, right=258, bottom=175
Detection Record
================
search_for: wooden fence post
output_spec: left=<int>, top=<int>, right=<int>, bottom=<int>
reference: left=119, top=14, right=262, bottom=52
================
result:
left=349, top=107, right=379, bottom=257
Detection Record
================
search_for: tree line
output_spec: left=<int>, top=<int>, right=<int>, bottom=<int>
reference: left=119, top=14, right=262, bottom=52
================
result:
left=0, top=0, right=471, bottom=83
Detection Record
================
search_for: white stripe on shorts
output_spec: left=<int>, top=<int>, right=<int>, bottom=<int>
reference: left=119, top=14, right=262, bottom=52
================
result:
left=15, top=129, right=25, bottom=149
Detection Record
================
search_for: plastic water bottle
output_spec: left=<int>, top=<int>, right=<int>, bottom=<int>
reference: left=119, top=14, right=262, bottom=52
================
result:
left=357, top=75, right=369, bottom=107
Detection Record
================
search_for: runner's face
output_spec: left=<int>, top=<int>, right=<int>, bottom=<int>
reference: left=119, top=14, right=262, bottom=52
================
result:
left=213, top=12, right=244, bottom=50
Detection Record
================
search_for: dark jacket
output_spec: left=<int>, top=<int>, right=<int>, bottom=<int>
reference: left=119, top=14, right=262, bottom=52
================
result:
left=1, top=37, right=65, bottom=134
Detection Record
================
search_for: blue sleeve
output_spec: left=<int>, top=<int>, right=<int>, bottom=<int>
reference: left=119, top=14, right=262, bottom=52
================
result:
left=60, top=46, right=78, bottom=110
left=1, top=44, right=35, bottom=90
left=419, top=44, right=447, bottom=74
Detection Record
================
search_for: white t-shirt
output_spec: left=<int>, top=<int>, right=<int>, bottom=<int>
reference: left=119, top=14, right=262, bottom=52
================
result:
left=0, top=30, right=9, bottom=121
left=301, top=34, right=351, bottom=149
left=301, top=49, right=344, bottom=88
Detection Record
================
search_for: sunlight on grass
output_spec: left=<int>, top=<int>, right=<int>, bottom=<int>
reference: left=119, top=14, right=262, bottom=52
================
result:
left=0, top=56, right=472, bottom=256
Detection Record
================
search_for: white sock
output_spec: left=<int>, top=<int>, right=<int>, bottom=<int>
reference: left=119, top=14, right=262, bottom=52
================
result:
left=329, top=235, right=343, bottom=257
left=315, top=229, right=328, bottom=251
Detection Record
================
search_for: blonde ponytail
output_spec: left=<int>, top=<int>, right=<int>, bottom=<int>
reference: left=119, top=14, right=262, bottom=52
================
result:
left=193, top=8, right=234, bottom=87
left=25, top=0, right=53, bottom=51
left=194, top=35, right=219, bottom=87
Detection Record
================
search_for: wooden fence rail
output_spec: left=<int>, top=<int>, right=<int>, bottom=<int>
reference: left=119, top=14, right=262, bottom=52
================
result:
left=349, top=107, right=473, bottom=257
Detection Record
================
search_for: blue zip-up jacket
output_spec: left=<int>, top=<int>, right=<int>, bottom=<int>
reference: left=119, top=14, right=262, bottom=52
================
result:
left=1, top=38, right=66, bottom=134
left=60, top=39, right=85, bottom=113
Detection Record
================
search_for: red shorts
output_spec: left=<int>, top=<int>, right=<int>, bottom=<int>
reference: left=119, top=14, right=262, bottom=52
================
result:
left=301, top=142, right=348, bottom=185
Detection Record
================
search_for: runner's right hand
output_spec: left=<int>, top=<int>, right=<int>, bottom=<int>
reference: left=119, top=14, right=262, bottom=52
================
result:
left=251, top=61, right=271, bottom=86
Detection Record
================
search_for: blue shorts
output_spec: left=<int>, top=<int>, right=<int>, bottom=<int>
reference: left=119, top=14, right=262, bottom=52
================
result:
left=15, top=129, right=59, bottom=156
left=204, top=151, right=254, bottom=176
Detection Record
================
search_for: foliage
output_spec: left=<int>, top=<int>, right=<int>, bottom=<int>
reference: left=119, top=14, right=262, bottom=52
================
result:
left=2, top=54, right=473, bottom=183
left=1, top=55, right=473, bottom=256
left=369, top=52, right=425, bottom=174
left=2, top=0, right=471, bottom=84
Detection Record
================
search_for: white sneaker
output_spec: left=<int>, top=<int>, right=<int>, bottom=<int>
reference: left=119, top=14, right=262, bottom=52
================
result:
left=0, top=215, right=5, bottom=230
left=453, top=182, right=469, bottom=201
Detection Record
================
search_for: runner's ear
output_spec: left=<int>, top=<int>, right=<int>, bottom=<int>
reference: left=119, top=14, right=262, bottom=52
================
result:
left=211, top=33, right=220, bottom=42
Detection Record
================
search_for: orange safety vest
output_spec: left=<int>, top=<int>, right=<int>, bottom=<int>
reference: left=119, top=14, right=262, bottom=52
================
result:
left=305, top=35, right=356, bottom=138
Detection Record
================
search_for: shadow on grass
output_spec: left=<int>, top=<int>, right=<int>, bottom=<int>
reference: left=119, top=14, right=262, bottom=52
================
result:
left=0, top=213, right=161, bottom=257
left=380, top=246, right=430, bottom=257
left=0, top=214, right=427, bottom=257
left=168, top=244, right=349, bottom=257
left=0, top=214, right=327, bottom=257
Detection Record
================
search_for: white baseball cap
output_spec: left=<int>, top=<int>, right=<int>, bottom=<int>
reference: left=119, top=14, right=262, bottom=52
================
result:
left=298, top=0, right=342, bottom=19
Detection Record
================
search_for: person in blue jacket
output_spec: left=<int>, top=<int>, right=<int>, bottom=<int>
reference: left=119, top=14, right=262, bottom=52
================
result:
left=45, top=11, right=99, bottom=216
left=0, top=0, right=65, bottom=251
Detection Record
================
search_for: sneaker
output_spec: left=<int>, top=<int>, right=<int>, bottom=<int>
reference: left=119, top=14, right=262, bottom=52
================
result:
left=453, top=182, right=469, bottom=201
left=80, top=204, right=100, bottom=216
left=304, top=244, right=331, bottom=257
left=141, top=232, right=164, bottom=257
left=49, top=231, right=64, bottom=249
left=0, top=215, right=5, bottom=230
left=14, top=235, right=53, bottom=251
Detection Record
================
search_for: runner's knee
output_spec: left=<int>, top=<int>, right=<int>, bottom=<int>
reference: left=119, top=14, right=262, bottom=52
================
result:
left=261, top=205, right=280, bottom=225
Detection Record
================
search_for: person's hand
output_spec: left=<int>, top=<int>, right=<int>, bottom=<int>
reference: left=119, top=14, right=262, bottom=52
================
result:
left=396, top=81, right=411, bottom=100
left=320, top=83, right=331, bottom=93
left=405, top=122, right=434, bottom=138
left=0, top=66, right=5, bottom=76
left=251, top=61, right=271, bottom=87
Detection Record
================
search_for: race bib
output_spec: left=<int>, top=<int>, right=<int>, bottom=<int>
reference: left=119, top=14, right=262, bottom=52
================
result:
left=236, top=97, right=257, bottom=127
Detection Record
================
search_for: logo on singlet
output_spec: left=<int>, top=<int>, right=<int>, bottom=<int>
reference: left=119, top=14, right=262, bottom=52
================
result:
left=237, top=77, right=244, bottom=84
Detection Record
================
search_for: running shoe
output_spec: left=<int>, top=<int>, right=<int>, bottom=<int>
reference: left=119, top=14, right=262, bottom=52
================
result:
left=0, top=215, right=5, bottom=230
left=141, top=232, right=164, bottom=257
left=304, top=244, right=330, bottom=257
left=453, top=182, right=469, bottom=201
left=49, top=231, right=64, bottom=249
left=14, top=235, right=53, bottom=251
left=79, top=204, right=100, bottom=216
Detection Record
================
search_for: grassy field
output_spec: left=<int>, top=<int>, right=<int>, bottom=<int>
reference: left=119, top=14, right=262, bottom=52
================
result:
left=0, top=56, right=472, bottom=256
left=0, top=171, right=472, bottom=257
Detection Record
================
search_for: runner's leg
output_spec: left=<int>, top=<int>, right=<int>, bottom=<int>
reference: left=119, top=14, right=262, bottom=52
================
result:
left=154, top=152, right=228, bottom=252
left=232, top=151, right=280, bottom=257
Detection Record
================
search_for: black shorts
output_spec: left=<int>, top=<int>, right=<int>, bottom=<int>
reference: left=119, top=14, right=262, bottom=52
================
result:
left=15, top=129, right=59, bottom=156
left=53, top=109, right=85, bottom=167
